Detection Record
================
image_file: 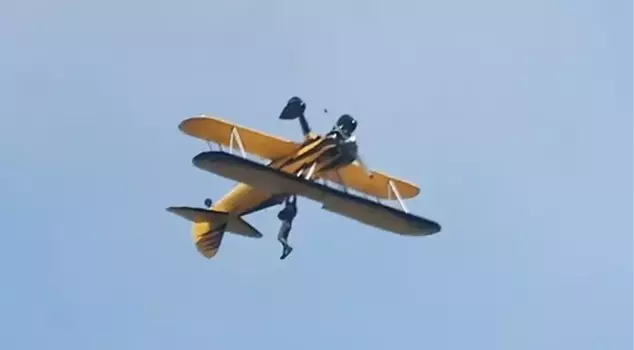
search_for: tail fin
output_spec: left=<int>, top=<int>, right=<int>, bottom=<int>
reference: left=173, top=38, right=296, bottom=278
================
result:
left=167, top=206, right=263, bottom=259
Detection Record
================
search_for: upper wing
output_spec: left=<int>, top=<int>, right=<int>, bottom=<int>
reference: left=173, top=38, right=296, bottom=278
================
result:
left=319, top=162, right=421, bottom=199
left=192, top=151, right=441, bottom=236
left=179, top=115, right=300, bottom=160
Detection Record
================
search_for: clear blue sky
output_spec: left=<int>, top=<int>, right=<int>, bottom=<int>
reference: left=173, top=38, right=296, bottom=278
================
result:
left=1, top=0, right=631, bottom=349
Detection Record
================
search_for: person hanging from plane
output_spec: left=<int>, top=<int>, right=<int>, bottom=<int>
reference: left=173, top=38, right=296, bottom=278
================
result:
left=277, top=194, right=298, bottom=260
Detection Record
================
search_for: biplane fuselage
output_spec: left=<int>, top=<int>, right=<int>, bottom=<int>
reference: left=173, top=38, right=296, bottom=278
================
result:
left=168, top=115, right=440, bottom=258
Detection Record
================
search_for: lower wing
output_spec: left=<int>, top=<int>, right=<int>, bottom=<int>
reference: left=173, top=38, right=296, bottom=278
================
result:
left=192, top=151, right=441, bottom=236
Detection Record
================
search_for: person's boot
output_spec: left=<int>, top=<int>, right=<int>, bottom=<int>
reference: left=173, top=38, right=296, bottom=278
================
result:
left=280, top=245, right=293, bottom=260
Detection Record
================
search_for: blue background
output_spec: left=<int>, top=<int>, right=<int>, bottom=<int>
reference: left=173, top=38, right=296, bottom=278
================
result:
left=1, top=0, right=631, bottom=349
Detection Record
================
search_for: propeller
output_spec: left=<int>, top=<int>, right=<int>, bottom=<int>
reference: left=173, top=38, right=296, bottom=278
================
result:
left=347, top=139, right=374, bottom=178
left=331, top=123, right=373, bottom=178
left=354, top=152, right=373, bottom=177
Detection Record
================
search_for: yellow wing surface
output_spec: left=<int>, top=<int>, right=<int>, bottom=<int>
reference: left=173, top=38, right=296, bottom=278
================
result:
left=179, top=115, right=300, bottom=160
left=192, top=151, right=441, bottom=236
left=319, top=162, right=420, bottom=199
left=180, top=115, right=420, bottom=200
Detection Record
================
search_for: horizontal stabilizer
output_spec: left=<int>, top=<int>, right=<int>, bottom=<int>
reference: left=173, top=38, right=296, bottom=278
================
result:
left=167, top=206, right=227, bottom=223
left=167, top=206, right=263, bottom=238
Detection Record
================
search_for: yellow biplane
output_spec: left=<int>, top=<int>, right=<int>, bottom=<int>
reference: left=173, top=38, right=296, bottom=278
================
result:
left=167, top=97, right=441, bottom=258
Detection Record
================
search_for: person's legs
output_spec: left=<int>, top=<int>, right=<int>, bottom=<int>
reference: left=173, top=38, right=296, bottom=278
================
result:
left=278, top=221, right=290, bottom=243
left=277, top=221, right=293, bottom=259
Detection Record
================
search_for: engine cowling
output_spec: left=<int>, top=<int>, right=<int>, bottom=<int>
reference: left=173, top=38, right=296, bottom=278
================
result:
left=334, top=114, right=357, bottom=137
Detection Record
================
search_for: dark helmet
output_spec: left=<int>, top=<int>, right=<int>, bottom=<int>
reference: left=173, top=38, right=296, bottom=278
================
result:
left=335, top=114, right=357, bottom=137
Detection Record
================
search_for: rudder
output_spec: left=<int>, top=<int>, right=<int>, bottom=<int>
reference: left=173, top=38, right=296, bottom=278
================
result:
left=167, top=206, right=229, bottom=258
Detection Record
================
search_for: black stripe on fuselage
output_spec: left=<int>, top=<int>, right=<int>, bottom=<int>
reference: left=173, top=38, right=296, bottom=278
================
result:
left=275, top=136, right=337, bottom=170
left=235, top=136, right=346, bottom=217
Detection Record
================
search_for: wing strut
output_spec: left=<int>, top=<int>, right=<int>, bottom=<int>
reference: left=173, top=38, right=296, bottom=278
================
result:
left=388, top=180, right=409, bottom=213
left=229, top=127, right=246, bottom=158
left=335, top=170, right=348, bottom=194
left=304, top=162, right=317, bottom=179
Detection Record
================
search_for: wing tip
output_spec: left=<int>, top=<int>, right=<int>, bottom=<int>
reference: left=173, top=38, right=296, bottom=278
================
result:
left=427, top=221, right=442, bottom=234
left=178, top=114, right=225, bottom=134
